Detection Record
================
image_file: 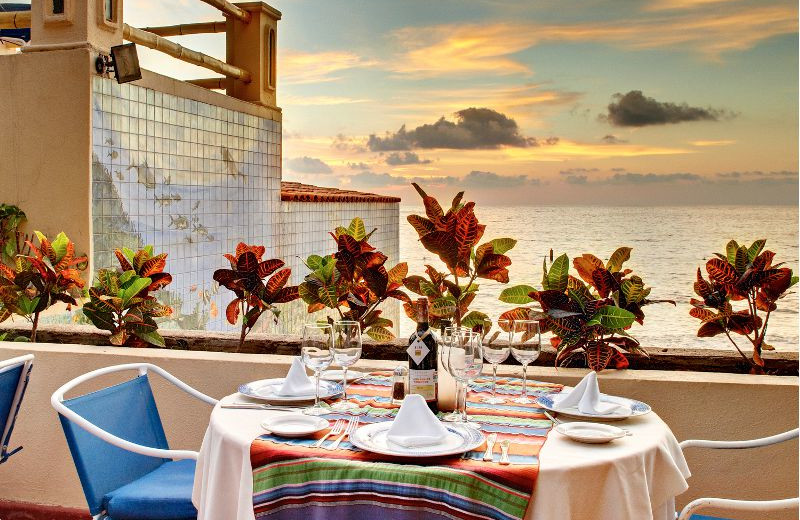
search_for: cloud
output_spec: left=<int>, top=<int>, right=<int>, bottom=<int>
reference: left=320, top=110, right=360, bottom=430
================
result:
left=280, top=50, right=376, bottom=85
left=559, top=167, right=599, bottom=175
left=385, top=152, right=432, bottom=166
left=608, top=172, right=702, bottom=183
left=604, top=91, right=730, bottom=127
left=347, top=162, right=371, bottom=170
left=565, top=175, right=588, bottom=185
left=331, top=134, right=367, bottom=153
left=602, top=134, right=628, bottom=144
left=690, top=139, right=736, bottom=147
left=282, top=95, right=371, bottom=106
left=715, top=170, right=797, bottom=179
left=285, top=156, right=333, bottom=174
left=348, top=170, right=539, bottom=190
left=368, top=108, right=552, bottom=151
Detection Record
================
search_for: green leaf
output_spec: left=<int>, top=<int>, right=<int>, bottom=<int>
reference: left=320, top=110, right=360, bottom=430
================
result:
left=317, top=285, right=338, bottom=308
left=490, top=238, right=517, bottom=255
left=96, top=269, right=120, bottom=294
left=50, top=232, right=70, bottom=262
left=429, top=298, right=456, bottom=317
left=418, top=280, right=441, bottom=298
left=298, top=282, right=320, bottom=304
left=461, top=310, right=489, bottom=329
left=82, top=307, right=117, bottom=332
left=747, top=239, right=766, bottom=263
left=606, top=247, right=632, bottom=273
left=334, top=226, right=349, bottom=237
left=122, top=247, right=136, bottom=264
left=366, top=326, right=394, bottom=342
left=725, top=240, right=739, bottom=265
left=122, top=276, right=151, bottom=306
left=499, top=285, right=536, bottom=304
left=134, top=329, right=166, bottom=348
left=620, top=276, right=645, bottom=303
left=547, top=254, right=569, bottom=293
left=585, top=305, right=636, bottom=330
left=734, top=245, right=748, bottom=275
left=306, top=255, right=325, bottom=271
left=348, top=218, right=367, bottom=241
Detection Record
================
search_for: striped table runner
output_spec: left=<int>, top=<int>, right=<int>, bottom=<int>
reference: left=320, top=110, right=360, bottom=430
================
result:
left=251, top=373, right=563, bottom=520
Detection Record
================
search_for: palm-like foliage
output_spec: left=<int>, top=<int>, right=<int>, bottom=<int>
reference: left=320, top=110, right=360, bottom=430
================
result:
left=213, top=243, right=299, bottom=350
left=501, top=248, right=673, bottom=371
left=404, top=184, right=515, bottom=328
left=0, top=231, right=87, bottom=341
left=690, top=239, right=797, bottom=373
left=298, top=218, right=408, bottom=341
left=82, top=246, right=173, bottom=348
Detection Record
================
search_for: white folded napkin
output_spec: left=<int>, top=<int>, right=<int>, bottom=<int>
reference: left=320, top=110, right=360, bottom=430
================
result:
left=552, top=371, right=632, bottom=416
left=275, top=357, right=316, bottom=396
left=387, top=394, right=449, bottom=448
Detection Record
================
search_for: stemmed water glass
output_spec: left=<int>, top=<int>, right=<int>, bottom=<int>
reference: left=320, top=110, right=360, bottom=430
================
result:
left=447, top=329, right=483, bottom=427
left=301, top=323, right=334, bottom=416
left=440, top=325, right=463, bottom=422
left=505, top=320, right=541, bottom=404
left=330, top=320, right=362, bottom=411
left=482, top=321, right=510, bottom=404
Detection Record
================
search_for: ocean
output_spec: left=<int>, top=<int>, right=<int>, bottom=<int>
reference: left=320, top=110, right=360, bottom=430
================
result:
left=397, top=205, right=799, bottom=352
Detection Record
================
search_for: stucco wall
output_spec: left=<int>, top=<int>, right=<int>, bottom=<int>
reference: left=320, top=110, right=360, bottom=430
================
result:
left=0, top=342, right=797, bottom=519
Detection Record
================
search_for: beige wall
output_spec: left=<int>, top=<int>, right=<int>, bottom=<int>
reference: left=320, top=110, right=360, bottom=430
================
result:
left=0, top=342, right=797, bottom=519
left=0, top=48, right=93, bottom=268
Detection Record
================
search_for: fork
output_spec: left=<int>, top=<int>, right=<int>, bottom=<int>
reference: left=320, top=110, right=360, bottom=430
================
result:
left=327, top=417, right=358, bottom=450
left=314, top=419, right=345, bottom=448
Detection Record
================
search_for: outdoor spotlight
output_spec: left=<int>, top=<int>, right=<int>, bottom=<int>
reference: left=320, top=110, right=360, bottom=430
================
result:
left=96, top=43, right=142, bottom=83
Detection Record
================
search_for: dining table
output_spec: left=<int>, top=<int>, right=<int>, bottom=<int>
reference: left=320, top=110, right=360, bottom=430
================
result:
left=192, top=372, right=691, bottom=520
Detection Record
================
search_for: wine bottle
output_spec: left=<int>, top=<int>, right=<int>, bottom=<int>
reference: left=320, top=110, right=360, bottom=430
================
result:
left=408, top=298, right=438, bottom=412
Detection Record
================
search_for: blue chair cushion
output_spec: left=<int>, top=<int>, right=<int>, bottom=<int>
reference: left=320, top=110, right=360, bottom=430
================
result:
left=102, top=459, right=197, bottom=520
left=690, top=515, right=734, bottom=520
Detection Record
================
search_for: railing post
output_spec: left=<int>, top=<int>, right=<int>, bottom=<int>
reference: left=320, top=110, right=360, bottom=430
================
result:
left=225, top=2, right=281, bottom=107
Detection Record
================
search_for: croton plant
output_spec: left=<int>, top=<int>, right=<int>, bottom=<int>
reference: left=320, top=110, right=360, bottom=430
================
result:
left=298, top=217, right=409, bottom=341
left=0, top=231, right=88, bottom=342
left=214, top=243, right=300, bottom=350
left=404, top=184, right=515, bottom=330
left=690, top=239, right=797, bottom=373
left=82, top=246, right=173, bottom=348
left=501, top=248, right=673, bottom=371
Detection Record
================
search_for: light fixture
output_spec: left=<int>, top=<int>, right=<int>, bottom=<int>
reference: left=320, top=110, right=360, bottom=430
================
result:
left=95, top=43, right=141, bottom=84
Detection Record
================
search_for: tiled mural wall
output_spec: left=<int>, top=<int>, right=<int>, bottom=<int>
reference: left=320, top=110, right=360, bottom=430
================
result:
left=90, top=76, right=401, bottom=335
left=278, top=201, right=401, bottom=334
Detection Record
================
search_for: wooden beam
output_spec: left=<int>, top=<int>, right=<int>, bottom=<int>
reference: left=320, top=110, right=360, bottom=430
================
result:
left=138, top=21, right=227, bottom=37
left=186, top=77, right=227, bottom=90
left=0, top=10, right=31, bottom=30
left=197, top=0, right=251, bottom=23
left=123, top=24, right=251, bottom=82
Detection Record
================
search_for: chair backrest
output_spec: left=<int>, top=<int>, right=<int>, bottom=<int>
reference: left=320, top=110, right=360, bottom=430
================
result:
left=58, top=374, right=170, bottom=516
left=0, top=354, right=33, bottom=464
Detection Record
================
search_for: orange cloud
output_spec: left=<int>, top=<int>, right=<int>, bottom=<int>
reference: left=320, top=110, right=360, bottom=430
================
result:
left=280, top=50, right=376, bottom=84
left=690, top=139, right=736, bottom=147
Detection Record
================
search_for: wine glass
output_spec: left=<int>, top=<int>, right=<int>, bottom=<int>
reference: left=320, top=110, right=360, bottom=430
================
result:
left=482, top=320, right=509, bottom=404
left=301, top=323, right=334, bottom=416
left=447, top=329, right=483, bottom=427
left=505, top=319, right=541, bottom=404
left=330, top=320, right=362, bottom=411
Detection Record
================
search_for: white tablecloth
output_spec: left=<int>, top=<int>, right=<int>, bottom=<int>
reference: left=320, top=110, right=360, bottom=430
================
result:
left=192, top=393, right=691, bottom=520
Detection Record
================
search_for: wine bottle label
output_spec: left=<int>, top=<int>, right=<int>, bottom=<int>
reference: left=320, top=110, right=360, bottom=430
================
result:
left=409, top=369, right=436, bottom=401
left=407, top=337, right=430, bottom=364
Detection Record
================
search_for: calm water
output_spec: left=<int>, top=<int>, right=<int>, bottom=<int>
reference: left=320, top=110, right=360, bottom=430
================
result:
left=398, top=205, right=799, bottom=352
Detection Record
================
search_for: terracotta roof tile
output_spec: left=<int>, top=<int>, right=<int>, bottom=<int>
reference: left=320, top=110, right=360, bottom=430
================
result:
left=280, top=182, right=401, bottom=203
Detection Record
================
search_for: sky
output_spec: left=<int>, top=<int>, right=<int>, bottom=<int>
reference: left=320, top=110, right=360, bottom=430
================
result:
left=124, top=0, right=799, bottom=206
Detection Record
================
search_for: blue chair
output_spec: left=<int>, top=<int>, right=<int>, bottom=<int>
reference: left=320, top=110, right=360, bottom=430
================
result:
left=678, top=429, right=799, bottom=520
left=0, top=354, right=33, bottom=465
left=51, top=363, right=217, bottom=520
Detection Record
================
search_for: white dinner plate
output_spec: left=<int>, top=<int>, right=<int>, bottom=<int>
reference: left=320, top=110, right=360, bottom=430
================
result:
left=350, top=422, right=484, bottom=458
left=261, top=415, right=329, bottom=437
left=555, top=422, right=627, bottom=444
left=238, top=378, right=343, bottom=403
left=321, top=370, right=366, bottom=382
left=536, top=389, right=651, bottom=421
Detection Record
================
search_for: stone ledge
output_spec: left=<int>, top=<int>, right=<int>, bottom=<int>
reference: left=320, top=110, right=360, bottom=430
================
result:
left=1, top=323, right=797, bottom=375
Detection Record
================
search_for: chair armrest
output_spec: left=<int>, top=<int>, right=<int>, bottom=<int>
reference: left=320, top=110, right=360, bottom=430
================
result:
left=678, top=497, right=799, bottom=520
left=679, top=428, right=798, bottom=450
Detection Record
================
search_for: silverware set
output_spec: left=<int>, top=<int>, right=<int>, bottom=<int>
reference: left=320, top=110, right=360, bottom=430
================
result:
left=313, top=417, right=358, bottom=449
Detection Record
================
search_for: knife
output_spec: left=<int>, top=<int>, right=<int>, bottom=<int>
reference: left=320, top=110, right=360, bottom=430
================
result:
left=482, top=433, right=498, bottom=461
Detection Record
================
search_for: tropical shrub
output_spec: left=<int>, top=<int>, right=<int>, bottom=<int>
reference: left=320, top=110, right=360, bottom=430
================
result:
left=82, top=246, right=173, bottom=348
left=690, top=239, right=797, bottom=373
left=501, top=248, right=673, bottom=371
left=214, top=243, right=299, bottom=350
left=0, top=204, right=27, bottom=264
left=404, top=184, right=515, bottom=329
left=0, top=231, right=87, bottom=341
left=298, top=218, right=409, bottom=341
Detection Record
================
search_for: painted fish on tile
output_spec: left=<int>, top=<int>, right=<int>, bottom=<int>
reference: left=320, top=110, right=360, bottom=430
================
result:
left=108, top=150, right=119, bottom=160
left=155, top=193, right=182, bottom=206
left=128, top=161, right=157, bottom=190
left=105, top=138, right=114, bottom=145
left=169, top=215, right=190, bottom=230
left=189, top=284, right=198, bottom=292
left=192, top=220, right=214, bottom=242
left=115, top=170, right=124, bottom=180
left=210, top=301, right=219, bottom=318
left=192, top=200, right=201, bottom=211
left=221, top=146, right=244, bottom=180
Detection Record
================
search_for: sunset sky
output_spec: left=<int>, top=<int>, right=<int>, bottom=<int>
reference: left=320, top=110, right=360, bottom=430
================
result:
left=125, top=0, right=799, bottom=205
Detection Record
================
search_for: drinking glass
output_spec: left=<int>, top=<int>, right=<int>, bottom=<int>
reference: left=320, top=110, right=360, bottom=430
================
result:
left=506, top=320, right=541, bottom=404
left=447, top=329, right=483, bottom=427
left=482, top=321, right=510, bottom=404
left=330, top=320, right=362, bottom=411
left=301, top=323, right=334, bottom=416
left=440, top=325, right=462, bottom=423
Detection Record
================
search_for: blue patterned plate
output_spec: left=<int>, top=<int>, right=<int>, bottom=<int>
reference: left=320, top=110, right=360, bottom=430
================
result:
left=350, top=422, right=485, bottom=458
left=537, top=390, right=651, bottom=421
left=238, top=378, right=343, bottom=403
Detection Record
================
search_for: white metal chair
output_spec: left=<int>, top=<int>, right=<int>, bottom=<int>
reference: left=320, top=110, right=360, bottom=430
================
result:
left=0, top=353, right=34, bottom=465
left=677, top=428, right=800, bottom=520
left=51, top=363, right=218, bottom=520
